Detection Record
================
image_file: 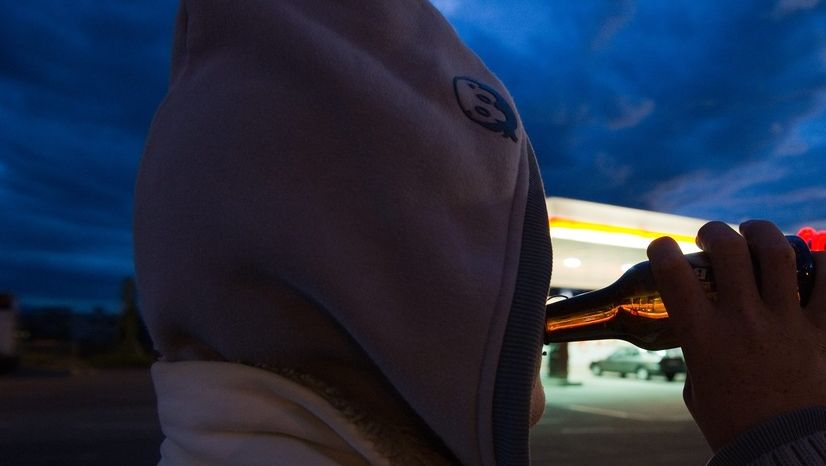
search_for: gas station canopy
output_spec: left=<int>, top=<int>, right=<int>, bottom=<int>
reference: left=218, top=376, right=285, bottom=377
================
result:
left=547, top=197, right=711, bottom=291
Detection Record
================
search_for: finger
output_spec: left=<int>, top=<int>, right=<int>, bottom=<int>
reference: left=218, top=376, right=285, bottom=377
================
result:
left=739, top=220, right=798, bottom=313
left=648, top=236, right=709, bottom=336
left=804, top=252, right=826, bottom=328
left=696, top=221, right=760, bottom=309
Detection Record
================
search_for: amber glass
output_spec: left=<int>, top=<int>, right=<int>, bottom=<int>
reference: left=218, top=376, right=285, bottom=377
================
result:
left=545, top=235, right=816, bottom=351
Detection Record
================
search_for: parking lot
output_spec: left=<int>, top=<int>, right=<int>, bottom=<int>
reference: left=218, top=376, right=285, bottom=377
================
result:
left=0, top=364, right=709, bottom=465
left=533, top=366, right=709, bottom=465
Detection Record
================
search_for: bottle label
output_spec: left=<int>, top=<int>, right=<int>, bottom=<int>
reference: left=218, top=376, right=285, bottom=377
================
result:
left=692, top=265, right=717, bottom=301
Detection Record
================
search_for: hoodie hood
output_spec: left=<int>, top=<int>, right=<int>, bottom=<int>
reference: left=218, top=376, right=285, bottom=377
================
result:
left=134, top=1, right=551, bottom=464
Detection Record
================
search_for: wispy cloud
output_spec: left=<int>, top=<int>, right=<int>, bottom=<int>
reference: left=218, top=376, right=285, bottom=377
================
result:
left=646, top=150, right=826, bottom=229
left=594, top=152, right=633, bottom=187
left=773, top=0, right=821, bottom=17
left=0, top=0, right=177, bottom=310
left=606, top=97, right=655, bottom=130
left=2, top=0, right=826, bottom=307
left=457, top=0, right=826, bottom=231
left=774, top=90, right=826, bottom=156
left=592, top=0, right=637, bottom=50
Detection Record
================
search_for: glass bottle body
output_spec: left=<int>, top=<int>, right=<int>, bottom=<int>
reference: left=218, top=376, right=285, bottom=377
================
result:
left=544, top=236, right=816, bottom=350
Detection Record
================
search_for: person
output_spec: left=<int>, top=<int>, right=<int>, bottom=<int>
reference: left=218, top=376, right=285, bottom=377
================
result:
left=136, top=1, right=548, bottom=464
left=648, top=220, right=826, bottom=465
left=134, top=1, right=826, bottom=464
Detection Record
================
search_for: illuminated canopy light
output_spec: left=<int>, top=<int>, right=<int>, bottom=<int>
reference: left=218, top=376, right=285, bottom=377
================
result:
left=549, top=217, right=702, bottom=253
left=562, top=257, right=582, bottom=268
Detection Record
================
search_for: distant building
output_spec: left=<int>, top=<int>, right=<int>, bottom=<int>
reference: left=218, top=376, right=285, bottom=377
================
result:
left=0, top=293, right=20, bottom=372
left=18, top=306, right=75, bottom=341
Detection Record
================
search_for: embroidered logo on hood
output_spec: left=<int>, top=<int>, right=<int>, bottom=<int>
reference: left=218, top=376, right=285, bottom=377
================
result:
left=453, top=76, right=519, bottom=143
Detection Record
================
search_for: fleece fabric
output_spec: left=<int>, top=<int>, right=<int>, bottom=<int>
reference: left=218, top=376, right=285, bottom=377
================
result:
left=152, top=360, right=459, bottom=466
left=134, top=1, right=552, bottom=465
left=707, top=406, right=826, bottom=466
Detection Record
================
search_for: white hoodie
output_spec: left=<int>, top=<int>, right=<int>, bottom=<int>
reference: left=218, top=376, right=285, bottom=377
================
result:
left=134, top=1, right=552, bottom=464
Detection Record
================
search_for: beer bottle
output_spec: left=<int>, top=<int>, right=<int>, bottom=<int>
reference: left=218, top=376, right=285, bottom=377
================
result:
left=545, top=236, right=816, bottom=350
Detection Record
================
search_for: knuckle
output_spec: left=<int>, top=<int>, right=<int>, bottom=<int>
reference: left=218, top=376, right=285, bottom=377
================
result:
left=698, top=221, right=742, bottom=252
left=648, top=236, right=677, bottom=252
left=698, top=221, right=731, bottom=238
left=647, top=237, right=684, bottom=269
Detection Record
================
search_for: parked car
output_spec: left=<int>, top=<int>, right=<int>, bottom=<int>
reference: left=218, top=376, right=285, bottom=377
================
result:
left=590, top=347, right=685, bottom=381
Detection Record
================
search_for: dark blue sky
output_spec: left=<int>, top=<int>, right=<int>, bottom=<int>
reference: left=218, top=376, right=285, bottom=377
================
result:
left=2, top=0, right=825, bottom=311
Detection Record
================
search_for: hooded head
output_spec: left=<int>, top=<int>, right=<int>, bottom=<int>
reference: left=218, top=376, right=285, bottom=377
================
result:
left=134, top=1, right=552, bottom=464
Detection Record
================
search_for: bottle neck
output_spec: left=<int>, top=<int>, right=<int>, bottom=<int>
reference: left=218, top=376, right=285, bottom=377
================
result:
left=546, top=262, right=657, bottom=316
left=544, top=263, right=657, bottom=340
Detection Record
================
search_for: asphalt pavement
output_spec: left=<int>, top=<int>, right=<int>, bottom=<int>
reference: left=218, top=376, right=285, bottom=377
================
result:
left=0, top=365, right=710, bottom=465
left=531, top=367, right=710, bottom=465
left=0, top=367, right=163, bottom=466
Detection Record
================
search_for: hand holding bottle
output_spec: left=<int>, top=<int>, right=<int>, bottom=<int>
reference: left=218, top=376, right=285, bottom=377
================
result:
left=647, top=220, right=826, bottom=452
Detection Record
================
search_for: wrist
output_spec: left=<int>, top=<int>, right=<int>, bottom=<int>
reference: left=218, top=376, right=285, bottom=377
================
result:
left=708, top=406, right=826, bottom=466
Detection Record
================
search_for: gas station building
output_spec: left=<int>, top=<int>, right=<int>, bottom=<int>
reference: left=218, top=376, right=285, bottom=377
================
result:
left=545, top=197, right=712, bottom=370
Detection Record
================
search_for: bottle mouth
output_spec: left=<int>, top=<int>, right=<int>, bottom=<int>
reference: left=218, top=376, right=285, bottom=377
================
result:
left=786, top=235, right=816, bottom=307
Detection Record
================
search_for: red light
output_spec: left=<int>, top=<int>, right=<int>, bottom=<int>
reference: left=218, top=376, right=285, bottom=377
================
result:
left=813, top=232, right=826, bottom=252
left=797, top=227, right=826, bottom=252
left=798, top=227, right=816, bottom=243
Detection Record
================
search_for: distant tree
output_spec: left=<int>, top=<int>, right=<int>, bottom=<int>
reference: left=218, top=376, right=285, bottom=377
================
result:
left=118, top=277, right=146, bottom=358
